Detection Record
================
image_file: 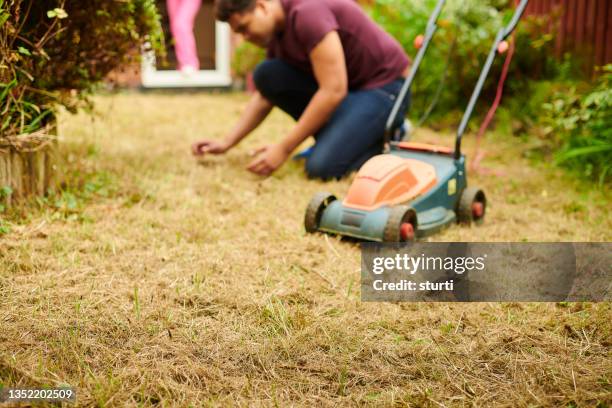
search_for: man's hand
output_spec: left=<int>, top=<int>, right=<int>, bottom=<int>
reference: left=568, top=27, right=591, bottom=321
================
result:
left=191, top=92, right=274, bottom=158
left=247, top=143, right=290, bottom=176
left=191, top=139, right=231, bottom=156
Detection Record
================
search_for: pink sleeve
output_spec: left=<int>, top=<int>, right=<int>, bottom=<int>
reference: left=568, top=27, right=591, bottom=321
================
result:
left=294, top=3, right=340, bottom=54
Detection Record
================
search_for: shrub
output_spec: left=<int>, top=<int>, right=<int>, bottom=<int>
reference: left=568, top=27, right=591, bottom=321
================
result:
left=0, top=0, right=163, bottom=138
left=541, top=65, right=612, bottom=185
left=231, top=40, right=265, bottom=80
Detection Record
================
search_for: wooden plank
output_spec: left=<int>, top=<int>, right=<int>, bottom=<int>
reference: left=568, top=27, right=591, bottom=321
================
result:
left=576, top=0, right=587, bottom=45
left=585, top=0, right=597, bottom=74
left=565, top=0, right=578, bottom=53
left=549, top=0, right=561, bottom=36
left=44, top=143, right=57, bottom=195
left=556, top=0, right=568, bottom=58
left=0, top=151, right=6, bottom=189
left=21, top=152, right=31, bottom=198
left=10, top=151, right=23, bottom=200
left=21, top=151, right=29, bottom=198
left=594, top=0, right=607, bottom=67
left=6, top=150, right=12, bottom=207
left=606, top=0, right=612, bottom=65
left=0, top=150, right=8, bottom=206
left=575, top=0, right=588, bottom=74
left=544, top=0, right=553, bottom=14
left=31, top=151, right=46, bottom=197
left=0, top=151, right=11, bottom=206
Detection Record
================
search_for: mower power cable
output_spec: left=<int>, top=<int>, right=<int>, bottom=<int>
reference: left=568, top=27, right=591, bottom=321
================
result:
left=470, top=0, right=520, bottom=173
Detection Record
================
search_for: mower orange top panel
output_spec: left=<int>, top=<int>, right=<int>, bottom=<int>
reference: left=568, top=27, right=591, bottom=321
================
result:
left=396, top=142, right=453, bottom=155
left=343, top=155, right=437, bottom=211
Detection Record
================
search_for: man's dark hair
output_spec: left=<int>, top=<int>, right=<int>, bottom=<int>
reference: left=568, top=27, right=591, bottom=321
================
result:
left=215, top=0, right=256, bottom=22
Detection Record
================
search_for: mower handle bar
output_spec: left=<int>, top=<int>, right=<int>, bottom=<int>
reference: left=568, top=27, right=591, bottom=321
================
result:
left=453, top=0, right=529, bottom=160
left=384, top=0, right=446, bottom=148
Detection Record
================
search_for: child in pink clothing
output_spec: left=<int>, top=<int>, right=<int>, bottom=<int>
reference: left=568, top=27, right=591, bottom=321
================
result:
left=167, top=0, right=202, bottom=73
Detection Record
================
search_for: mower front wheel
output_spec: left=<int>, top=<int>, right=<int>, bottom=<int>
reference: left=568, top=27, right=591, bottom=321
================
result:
left=383, top=205, right=418, bottom=242
left=457, top=187, right=487, bottom=225
left=305, top=192, right=336, bottom=233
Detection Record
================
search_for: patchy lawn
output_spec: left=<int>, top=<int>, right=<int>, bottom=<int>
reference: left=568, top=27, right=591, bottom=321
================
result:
left=1, top=92, right=610, bottom=407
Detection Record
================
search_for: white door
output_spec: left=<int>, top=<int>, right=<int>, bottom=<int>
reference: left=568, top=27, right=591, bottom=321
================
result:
left=142, top=0, right=231, bottom=88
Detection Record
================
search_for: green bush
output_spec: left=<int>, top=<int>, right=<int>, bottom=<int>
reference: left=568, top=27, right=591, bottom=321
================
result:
left=541, top=65, right=612, bottom=185
left=231, top=41, right=265, bottom=80
left=367, top=0, right=558, bottom=123
left=0, top=0, right=163, bottom=138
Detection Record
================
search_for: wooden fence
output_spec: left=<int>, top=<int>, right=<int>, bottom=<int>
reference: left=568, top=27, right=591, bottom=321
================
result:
left=524, top=0, right=611, bottom=74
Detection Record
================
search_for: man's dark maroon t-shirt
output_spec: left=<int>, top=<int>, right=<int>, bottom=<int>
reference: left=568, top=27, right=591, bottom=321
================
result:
left=267, top=0, right=410, bottom=91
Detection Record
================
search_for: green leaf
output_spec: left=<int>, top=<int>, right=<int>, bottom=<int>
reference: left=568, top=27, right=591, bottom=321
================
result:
left=20, top=100, right=42, bottom=114
left=556, top=144, right=612, bottom=163
left=23, top=109, right=52, bottom=134
left=47, top=8, right=68, bottom=19
left=17, top=46, right=31, bottom=56
left=0, top=78, right=16, bottom=101
left=0, top=12, right=9, bottom=28
left=0, top=223, right=10, bottom=235
left=1, top=117, right=10, bottom=131
left=0, top=186, right=12, bottom=198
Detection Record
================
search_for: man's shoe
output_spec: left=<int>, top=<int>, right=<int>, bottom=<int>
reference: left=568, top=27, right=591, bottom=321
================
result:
left=293, top=145, right=314, bottom=160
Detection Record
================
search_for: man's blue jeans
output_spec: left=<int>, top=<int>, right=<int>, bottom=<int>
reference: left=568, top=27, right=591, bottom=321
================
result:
left=253, top=59, right=410, bottom=180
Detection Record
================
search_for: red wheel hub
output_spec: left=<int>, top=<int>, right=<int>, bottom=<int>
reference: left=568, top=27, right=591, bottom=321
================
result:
left=400, top=223, right=415, bottom=241
left=472, top=202, right=484, bottom=218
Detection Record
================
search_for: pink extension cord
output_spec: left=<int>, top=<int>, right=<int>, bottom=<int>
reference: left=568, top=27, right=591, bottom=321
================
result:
left=470, top=0, right=520, bottom=175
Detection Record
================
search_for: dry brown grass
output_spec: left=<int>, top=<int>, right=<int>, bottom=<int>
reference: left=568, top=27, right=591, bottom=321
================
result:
left=0, top=92, right=610, bottom=407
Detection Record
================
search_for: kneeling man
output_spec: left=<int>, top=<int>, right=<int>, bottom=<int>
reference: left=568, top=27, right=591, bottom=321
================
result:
left=192, top=0, right=411, bottom=179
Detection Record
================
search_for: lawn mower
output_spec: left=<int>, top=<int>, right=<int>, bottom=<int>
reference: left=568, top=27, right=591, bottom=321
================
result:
left=304, top=0, right=529, bottom=242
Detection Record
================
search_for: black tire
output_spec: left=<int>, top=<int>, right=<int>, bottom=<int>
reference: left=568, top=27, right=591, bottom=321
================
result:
left=383, top=205, right=418, bottom=242
left=457, top=187, right=487, bottom=225
left=304, top=192, right=336, bottom=233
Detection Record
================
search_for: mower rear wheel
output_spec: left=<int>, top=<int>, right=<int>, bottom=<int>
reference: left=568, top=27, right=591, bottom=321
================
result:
left=383, top=205, right=418, bottom=242
left=305, top=192, right=336, bottom=233
left=457, top=187, right=487, bottom=225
